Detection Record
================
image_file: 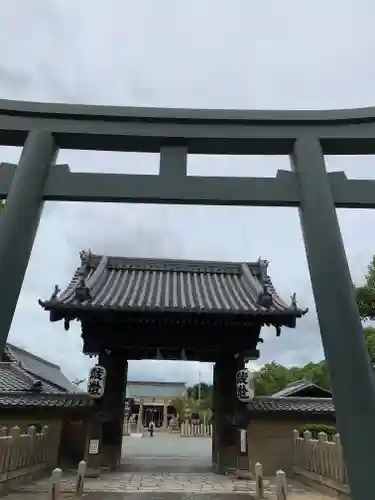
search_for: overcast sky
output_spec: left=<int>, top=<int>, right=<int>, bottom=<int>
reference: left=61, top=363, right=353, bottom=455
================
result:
left=1, top=0, right=375, bottom=387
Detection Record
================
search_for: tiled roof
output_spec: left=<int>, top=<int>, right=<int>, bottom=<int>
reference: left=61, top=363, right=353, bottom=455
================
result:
left=39, top=252, right=307, bottom=326
left=247, top=396, right=334, bottom=415
left=272, top=379, right=332, bottom=398
left=0, top=344, right=89, bottom=409
left=7, top=344, right=79, bottom=393
left=0, top=392, right=92, bottom=409
left=126, top=381, right=186, bottom=399
left=0, top=363, right=60, bottom=394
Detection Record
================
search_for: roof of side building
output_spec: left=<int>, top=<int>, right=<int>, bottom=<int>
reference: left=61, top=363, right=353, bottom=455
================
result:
left=272, top=379, right=332, bottom=398
left=247, top=396, right=334, bottom=416
left=0, top=344, right=91, bottom=410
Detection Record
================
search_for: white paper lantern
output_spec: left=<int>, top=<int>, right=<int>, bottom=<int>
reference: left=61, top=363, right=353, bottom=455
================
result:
left=87, top=365, right=106, bottom=399
left=236, top=368, right=255, bottom=402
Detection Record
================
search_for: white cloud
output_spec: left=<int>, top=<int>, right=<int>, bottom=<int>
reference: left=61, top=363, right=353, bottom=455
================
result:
left=1, top=0, right=374, bottom=385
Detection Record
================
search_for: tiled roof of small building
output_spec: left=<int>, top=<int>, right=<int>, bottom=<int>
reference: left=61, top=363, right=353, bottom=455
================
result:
left=6, top=344, right=79, bottom=393
left=0, top=392, right=92, bottom=409
left=0, top=344, right=90, bottom=409
left=247, top=396, right=334, bottom=415
left=39, top=252, right=307, bottom=327
left=272, top=379, right=332, bottom=398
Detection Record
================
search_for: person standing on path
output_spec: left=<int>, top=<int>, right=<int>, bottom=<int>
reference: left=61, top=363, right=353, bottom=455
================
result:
left=148, top=420, right=155, bottom=437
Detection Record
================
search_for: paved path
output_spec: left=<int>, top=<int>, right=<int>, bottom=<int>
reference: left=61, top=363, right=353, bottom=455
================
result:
left=120, top=434, right=213, bottom=473
left=5, top=434, right=334, bottom=499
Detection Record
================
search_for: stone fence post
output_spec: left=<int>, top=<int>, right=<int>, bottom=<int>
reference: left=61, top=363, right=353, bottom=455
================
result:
left=48, top=467, right=62, bottom=500
left=276, top=469, right=287, bottom=499
left=76, top=460, right=86, bottom=497
left=255, top=462, right=264, bottom=499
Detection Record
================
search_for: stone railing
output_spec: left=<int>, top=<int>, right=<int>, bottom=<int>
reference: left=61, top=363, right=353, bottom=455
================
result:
left=292, top=429, right=350, bottom=497
left=180, top=423, right=212, bottom=437
left=0, top=425, right=49, bottom=492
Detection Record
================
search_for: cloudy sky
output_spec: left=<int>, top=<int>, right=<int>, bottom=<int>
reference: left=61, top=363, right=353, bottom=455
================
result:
left=1, top=0, right=375, bottom=386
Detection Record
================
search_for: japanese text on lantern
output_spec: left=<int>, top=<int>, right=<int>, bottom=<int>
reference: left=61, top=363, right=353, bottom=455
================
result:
left=236, top=369, right=254, bottom=402
left=87, top=365, right=106, bottom=399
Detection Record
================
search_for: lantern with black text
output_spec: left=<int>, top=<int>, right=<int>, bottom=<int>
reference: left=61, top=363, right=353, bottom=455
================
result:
left=236, top=369, right=254, bottom=402
left=87, top=365, right=106, bottom=399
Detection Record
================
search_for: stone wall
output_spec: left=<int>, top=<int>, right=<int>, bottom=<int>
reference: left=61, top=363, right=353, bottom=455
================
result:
left=247, top=416, right=335, bottom=477
left=0, top=410, right=91, bottom=469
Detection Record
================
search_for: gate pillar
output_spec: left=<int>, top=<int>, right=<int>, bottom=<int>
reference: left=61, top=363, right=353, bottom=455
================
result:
left=215, top=352, right=244, bottom=474
left=212, top=362, right=218, bottom=468
left=98, top=351, right=127, bottom=470
left=0, top=131, right=57, bottom=357
left=291, top=136, right=375, bottom=499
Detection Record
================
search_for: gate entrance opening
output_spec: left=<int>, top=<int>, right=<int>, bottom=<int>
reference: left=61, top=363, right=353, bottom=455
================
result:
left=39, top=251, right=305, bottom=475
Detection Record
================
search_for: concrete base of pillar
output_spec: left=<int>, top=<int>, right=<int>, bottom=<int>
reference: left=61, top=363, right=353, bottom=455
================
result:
left=85, top=467, right=101, bottom=478
left=100, top=444, right=122, bottom=470
left=216, top=445, right=238, bottom=475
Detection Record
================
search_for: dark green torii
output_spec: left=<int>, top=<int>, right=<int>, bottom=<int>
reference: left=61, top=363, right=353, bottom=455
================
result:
left=0, top=99, right=374, bottom=499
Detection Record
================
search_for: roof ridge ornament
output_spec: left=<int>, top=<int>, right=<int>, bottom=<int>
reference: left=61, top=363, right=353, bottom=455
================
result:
left=75, top=250, right=92, bottom=304
left=256, top=257, right=273, bottom=309
left=257, top=257, right=269, bottom=274
left=290, top=292, right=298, bottom=309
left=74, top=269, right=91, bottom=303
left=79, top=249, right=92, bottom=266
left=50, top=284, right=61, bottom=301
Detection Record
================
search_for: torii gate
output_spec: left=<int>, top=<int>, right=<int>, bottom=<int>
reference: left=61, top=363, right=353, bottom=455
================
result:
left=0, top=100, right=374, bottom=498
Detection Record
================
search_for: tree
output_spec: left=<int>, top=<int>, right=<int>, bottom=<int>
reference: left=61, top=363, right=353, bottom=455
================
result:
left=364, top=327, right=375, bottom=369
left=251, top=360, right=331, bottom=396
left=356, top=256, right=375, bottom=320
left=185, top=383, right=212, bottom=407
left=253, top=362, right=292, bottom=395
left=186, top=382, right=212, bottom=401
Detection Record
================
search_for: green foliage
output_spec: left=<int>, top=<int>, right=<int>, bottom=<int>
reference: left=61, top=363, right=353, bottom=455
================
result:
left=363, top=327, right=375, bottom=369
left=186, top=383, right=212, bottom=401
left=354, top=256, right=375, bottom=366
left=171, top=394, right=197, bottom=418
left=253, top=360, right=330, bottom=396
left=299, top=423, right=336, bottom=439
left=356, top=256, right=375, bottom=320
left=185, top=383, right=213, bottom=412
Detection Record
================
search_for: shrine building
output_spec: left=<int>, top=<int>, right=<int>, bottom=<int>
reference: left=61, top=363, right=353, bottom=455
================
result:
left=39, top=251, right=306, bottom=476
left=126, top=380, right=186, bottom=429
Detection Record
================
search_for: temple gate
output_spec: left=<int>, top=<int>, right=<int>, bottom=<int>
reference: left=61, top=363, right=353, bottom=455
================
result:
left=39, top=252, right=305, bottom=475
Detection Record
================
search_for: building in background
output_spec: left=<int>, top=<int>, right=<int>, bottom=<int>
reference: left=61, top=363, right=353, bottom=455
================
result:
left=272, top=379, right=332, bottom=398
left=0, top=343, right=92, bottom=466
left=126, top=381, right=185, bottom=429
